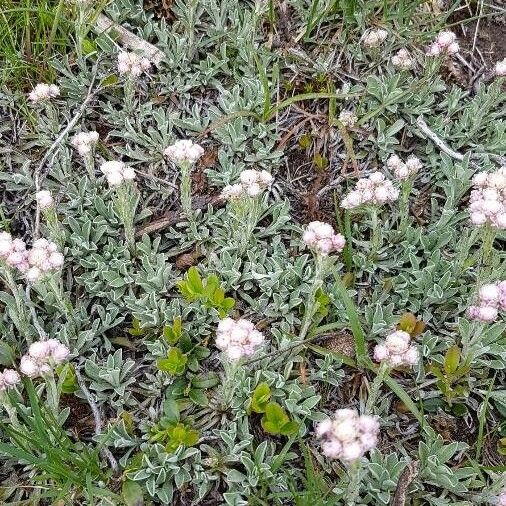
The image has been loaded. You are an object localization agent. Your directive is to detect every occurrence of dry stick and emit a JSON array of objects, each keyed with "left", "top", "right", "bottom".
[
  {"left": 33, "top": 76, "right": 98, "bottom": 239},
  {"left": 74, "top": 368, "right": 119, "bottom": 473},
  {"left": 94, "top": 14, "right": 164, "bottom": 65},
  {"left": 416, "top": 117, "right": 465, "bottom": 162}
]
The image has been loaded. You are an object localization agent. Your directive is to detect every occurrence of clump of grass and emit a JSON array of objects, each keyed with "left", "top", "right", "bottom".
[{"left": 0, "top": 0, "right": 71, "bottom": 90}]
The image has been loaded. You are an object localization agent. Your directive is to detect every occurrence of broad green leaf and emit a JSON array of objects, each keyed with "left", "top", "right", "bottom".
[
  {"left": 444, "top": 345, "right": 461, "bottom": 375},
  {"left": 157, "top": 348, "right": 187, "bottom": 376},
  {"left": 250, "top": 382, "right": 271, "bottom": 413},
  {"left": 122, "top": 480, "right": 144, "bottom": 506}
]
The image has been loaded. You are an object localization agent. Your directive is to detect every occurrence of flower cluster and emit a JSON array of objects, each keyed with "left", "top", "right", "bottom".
[
  {"left": 496, "top": 58, "right": 506, "bottom": 77},
  {"left": 373, "top": 330, "right": 418, "bottom": 367},
  {"left": 302, "top": 221, "right": 346, "bottom": 256},
  {"left": 362, "top": 28, "right": 388, "bottom": 48},
  {"left": 100, "top": 161, "right": 136, "bottom": 187},
  {"left": 341, "top": 172, "right": 399, "bottom": 209},
  {"left": 72, "top": 131, "right": 99, "bottom": 157},
  {"left": 497, "top": 490, "right": 506, "bottom": 506},
  {"left": 221, "top": 169, "right": 274, "bottom": 200},
  {"left": 316, "top": 409, "right": 379, "bottom": 462},
  {"left": 117, "top": 51, "right": 152, "bottom": 78},
  {"left": 391, "top": 49, "right": 414, "bottom": 70},
  {"left": 468, "top": 168, "right": 506, "bottom": 229},
  {"left": 0, "top": 369, "right": 20, "bottom": 392},
  {"left": 36, "top": 190, "right": 54, "bottom": 210},
  {"left": 20, "top": 339, "right": 70, "bottom": 378},
  {"left": 386, "top": 154, "right": 422, "bottom": 180},
  {"left": 338, "top": 110, "right": 358, "bottom": 128},
  {"left": 164, "top": 140, "right": 205, "bottom": 165},
  {"left": 28, "top": 83, "right": 60, "bottom": 103},
  {"left": 26, "top": 238, "right": 64, "bottom": 283},
  {"left": 468, "top": 282, "right": 506, "bottom": 323},
  {"left": 215, "top": 318, "right": 265, "bottom": 360},
  {"left": 0, "top": 233, "right": 29, "bottom": 272},
  {"left": 427, "top": 31, "right": 459, "bottom": 56}
]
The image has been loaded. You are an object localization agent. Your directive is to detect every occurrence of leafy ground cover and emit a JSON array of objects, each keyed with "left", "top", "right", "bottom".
[{"left": 0, "top": 0, "right": 505, "bottom": 504}]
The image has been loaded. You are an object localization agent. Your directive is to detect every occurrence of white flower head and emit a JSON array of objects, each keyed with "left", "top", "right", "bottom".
[
  {"left": 362, "top": 28, "right": 388, "bottom": 48},
  {"left": 164, "top": 140, "right": 204, "bottom": 165},
  {"left": 100, "top": 160, "right": 135, "bottom": 186},
  {"left": 495, "top": 58, "right": 506, "bottom": 77},
  {"left": 221, "top": 169, "right": 274, "bottom": 202},
  {"left": 316, "top": 409, "right": 379, "bottom": 463},
  {"left": 36, "top": 190, "right": 54, "bottom": 210},
  {"left": 341, "top": 172, "right": 399, "bottom": 209},
  {"left": 374, "top": 330, "right": 418, "bottom": 368},
  {"left": 72, "top": 131, "right": 99, "bottom": 157},
  {"left": 28, "top": 83, "right": 60, "bottom": 103},
  {"left": 339, "top": 111, "right": 358, "bottom": 128}
]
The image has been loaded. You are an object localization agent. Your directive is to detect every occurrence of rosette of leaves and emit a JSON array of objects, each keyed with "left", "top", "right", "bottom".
[
  {"left": 249, "top": 382, "right": 299, "bottom": 436},
  {"left": 177, "top": 267, "right": 235, "bottom": 318}
]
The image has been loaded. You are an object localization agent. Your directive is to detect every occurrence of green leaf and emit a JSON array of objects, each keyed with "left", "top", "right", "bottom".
[
  {"left": 0, "top": 342, "right": 15, "bottom": 366},
  {"left": 263, "top": 402, "right": 289, "bottom": 431},
  {"left": 187, "top": 267, "right": 203, "bottom": 294},
  {"left": 122, "top": 480, "right": 144, "bottom": 506},
  {"left": 163, "top": 317, "right": 182, "bottom": 345},
  {"left": 444, "top": 345, "right": 461, "bottom": 375},
  {"left": 182, "top": 428, "right": 199, "bottom": 446},
  {"left": 188, "top": 388, "right": 208, "bottom": 406},
  {"left": 162, "top": 396, "right": 180, "bottom": 423},
  {"left": 157, "top": 348, "right": 187, "bottom": 376},
  {"left": 250, "top": 382, "right": 272, "bottom": 413},
  {"left": 100, "top": 74, "right": 118, "bottom": 88},
  {"left": 279, "top": 421, "right": 299, "bottom": 436}
]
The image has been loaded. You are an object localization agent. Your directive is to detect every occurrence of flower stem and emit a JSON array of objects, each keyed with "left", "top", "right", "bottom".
[
  {"left": 369, "top": 207, "right": 381, "bottom": 258},
  {"left": 345, "top": 460, "right": 362, "bottom": 506},
  {"left": 115, "top": 183, "right": 137, "bottom": 255},
  {"left": 180, "top": 162, "right": 194, "bottom": 225},
  {"left": 365, "top": 361, "right": 389, "bottom": 414},
  {"left": 221, "top": 358, "right": 240, "bottom": 408},
  {"left": 2, "top": 268, "right": 31, "bottom": 340},
  {"left": 299, "top": 254, "right": 325, "bottom": 340},
  {"left": 398, "top": 180, "right": 413, "bottom": 235}
]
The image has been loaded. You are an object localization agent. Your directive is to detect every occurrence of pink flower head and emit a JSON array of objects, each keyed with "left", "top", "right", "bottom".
[
  {"left": 427, "top": 31, "right": 459, "bottom": 56},
  {"left": 215, "top": 317, "right": 265, "bottom": 360},
  {"left": 497, "top": 491, "right": 506, "bottom": 506},
  {"left": 469, "top": 280, "right": 506, "bottom": 322},
  {"left": 20, "top": 339, "right": 70, "bottom": 378},
  {"left": 25, "top": 238, "right": 63, "bottom": 282},
  {"left": 302, "top": 221, "right": 345, "bottom": 256},
  {"left": 468, "top": 168, "right": 506, "bottom": 229},
  {"left": 117, "top": 51, "right": 151, "bottom": 78},
  {"left": 392, "top": 49, "right": 414, "bottom": 70},
  {"left": 0, "top": 369, "right": 21, "bottom": 392},
  {"left": 316, "top": 409, "right": 379, "bottom": 463}
]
